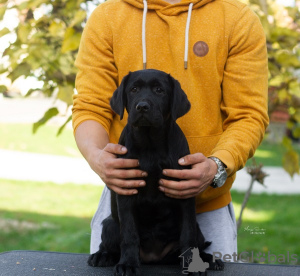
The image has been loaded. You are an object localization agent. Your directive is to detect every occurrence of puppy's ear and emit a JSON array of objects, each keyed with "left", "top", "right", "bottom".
[
  {"left": 110, "top": 72, "right": 131, "bottom": 120},
  {"left": 168, "top": 75, "right": 191, "bottom": 120}
]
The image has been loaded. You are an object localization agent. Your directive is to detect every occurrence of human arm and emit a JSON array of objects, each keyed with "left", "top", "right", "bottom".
[
  {"left": 72, "top": 6, "right": 147, "bottom": 195},
  {"left": 74, "top": 120, "right": 147, "bottom": 195},
  {"left": 210, "top": 6, "right": 269, "bottom": 176},
  {"left": 159, "top": 7, "right": 269, "bottom": 199}
]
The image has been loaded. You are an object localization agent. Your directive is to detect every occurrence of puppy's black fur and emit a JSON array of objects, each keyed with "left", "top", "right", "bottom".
[{"left": 88, "top": 69, "right": 224, "bottom": 275}]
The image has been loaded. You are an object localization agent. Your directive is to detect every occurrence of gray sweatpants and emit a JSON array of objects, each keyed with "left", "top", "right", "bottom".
[{"left": 90, "top": 186, "right": 237, "bottom": 257}]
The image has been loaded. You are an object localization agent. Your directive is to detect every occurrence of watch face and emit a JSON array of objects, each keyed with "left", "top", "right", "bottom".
[
  {"left": 215, "top": 170, "right": 227, "bottom": 187},
  {"left": 209, "top": 156, "right": 227, "bottom": 188}
]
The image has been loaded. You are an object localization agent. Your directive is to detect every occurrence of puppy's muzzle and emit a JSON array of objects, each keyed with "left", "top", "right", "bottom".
[{"left": 136, "top": 101, "right": 150, "bottom": 113}]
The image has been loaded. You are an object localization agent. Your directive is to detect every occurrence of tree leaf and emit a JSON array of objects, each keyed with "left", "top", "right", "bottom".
[
  {"left": 70, "top": 10, "right": 86, "bottom": 27},
  {"left": 57, "top": 84, "right": 74, "bottom": 106},
  {"left": 277, "top": 89, "right": 290, "bottom": 103},
  {"left": 59, "top": 53, "right": 74, "bottom": 75},
  {"left": 32, "top": 107, "right": 59, "bottom": 134},
  {"left": 17, "top": 24, "right": 32, "bottom": 43},
  {"left": 15, "top": 1, "right": 28, "bottom": 11},
  {"left": 24, "top": 87, "right": 42, "bottom": 97},
  {"left": 282, "top": 136, "right": 293, "bottom": 151},
  {"left": 295, "top": 111, "right": 300, "bottom": 123},
  {"left": 0, "top": 5, "right": 6, "bottom": 20},
  {"left": 275, "top": 51, "right": 300, "bottom": 68},
  {"left": 0, "top": 85, "right": 7, "bottom": 93},
  {"left": 7, "top": 62, "right": 31, "bottom": 82},
  {"left": 0, "top": 27, "right": 10, "bottom": 37},
  {"left": 292, "top": 127, "right": 300, "bottom": 139},
  {"left": 268, "top": 74, "right": 289, "bottom": 87},
  {"left": 48, "top": 20, "right": 66, "bottom": 38},
  {"left": 61, "top": 27, "right": 81, "bottom": 53},
  {"left": 289, "top": 81, "right": 300, "bottom": 97},
  {"left": 282, "top": 150, "right": 300, "bottom": 178},
  {"left": 57, "top": 115, "right": 72, "bottom": 136},
  {"left": 28, "top": 0, "right": 48, "bottom": 9}
]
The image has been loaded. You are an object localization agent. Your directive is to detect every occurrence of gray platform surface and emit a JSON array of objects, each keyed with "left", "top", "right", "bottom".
[{"left": 1, "top": 251, "right": 300, "bottom": 276}]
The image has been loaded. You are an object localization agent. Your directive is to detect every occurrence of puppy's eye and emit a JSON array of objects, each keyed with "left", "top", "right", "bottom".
[
  {"left": 131, "top": 87, "right": 138, "bottom": 93},
  {"left": 155, "top": 87, "right": 164, "bottom": 94}
]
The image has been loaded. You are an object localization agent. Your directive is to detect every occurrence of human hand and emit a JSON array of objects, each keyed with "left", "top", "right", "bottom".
[
  {"left": 89, "top": 143, "right": 147, "bottom": 195},
  {"left": 158, "top": 153, "right": 217, "bottom": 199}
]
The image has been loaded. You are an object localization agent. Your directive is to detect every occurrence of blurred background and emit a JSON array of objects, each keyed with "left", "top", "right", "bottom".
[{"left": 0, "top": 0, "right": 300, "bottom": 264}]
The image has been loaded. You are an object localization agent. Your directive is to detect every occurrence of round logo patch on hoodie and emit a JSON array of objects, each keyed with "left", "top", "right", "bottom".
[{"left": 193, "top": 41, "right": 209, "bottom": 57}]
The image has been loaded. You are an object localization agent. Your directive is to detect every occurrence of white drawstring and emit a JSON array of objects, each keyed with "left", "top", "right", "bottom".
[
  {"left": 142, "top": 1, "right": 193, "bottom": 70},
  {"left": 184, "top": 3, "right": 193, "bottom": 69},
  {"left": 142, "top": 0, "right": 148, "bottom": 69}
]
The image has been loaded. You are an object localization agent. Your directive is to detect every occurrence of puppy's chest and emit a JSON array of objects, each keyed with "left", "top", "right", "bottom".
[{"left": 139, "top": 151, "right": 171, "bottom": 173}]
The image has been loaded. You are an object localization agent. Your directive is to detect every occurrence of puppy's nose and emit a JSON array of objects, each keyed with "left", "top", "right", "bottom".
[{"left": 136, "top": 102, "right": 150, "bottom": 113}]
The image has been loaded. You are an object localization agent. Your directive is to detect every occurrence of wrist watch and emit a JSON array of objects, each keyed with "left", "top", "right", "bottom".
[{"left": 209, "top": 157, "right": 227, "bottom": 188}]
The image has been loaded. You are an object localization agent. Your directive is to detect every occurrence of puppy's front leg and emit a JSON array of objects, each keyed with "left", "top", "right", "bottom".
[
  {"left": 179, "top": 199, "right": 224, "bottom": 274},
  {"left": 179, "top": 198, "right": 198, "bottom": 253},
  {"left": 179, "top": 199, "right": 210, "bottom": 276},
  {"left": 114, "top": 195, "right": 140, "bottom": 276}
]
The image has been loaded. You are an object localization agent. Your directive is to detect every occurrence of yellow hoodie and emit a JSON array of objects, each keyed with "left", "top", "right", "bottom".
[{"left": 73, "top": 0, "right": 269, "bottom": 213}]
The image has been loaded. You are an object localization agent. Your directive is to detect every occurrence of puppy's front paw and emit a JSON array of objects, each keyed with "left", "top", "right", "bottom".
[
  {"left": 114, "top": 263, "right": 140, "bottom": 276},
  {"left": 88, "top": 250, "right": 118, "bottom": 267}
]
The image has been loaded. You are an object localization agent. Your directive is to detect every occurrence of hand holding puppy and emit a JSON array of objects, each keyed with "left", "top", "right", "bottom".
[{"left": 159, "top": 153, "right": 218, "bottom": 199}]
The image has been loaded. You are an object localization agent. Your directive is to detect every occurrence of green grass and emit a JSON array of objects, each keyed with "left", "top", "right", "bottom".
[
  {"left": 1, "top": 123, "right": 300, "bottom": 167},
  {"left": 232, "top": 190, "right": 300, "bottom": 265},
  {"left": 0, "top": 179, "right": 299, "bottom": 265},
  {"left": 0, "top": 123, "right": 81, "bottom": 157},
  {"left": 0, "top": 179, "right": 103, "bottom": 253},
  {"left": 249, "top": 140, "right": 300, "bottom": 167}
]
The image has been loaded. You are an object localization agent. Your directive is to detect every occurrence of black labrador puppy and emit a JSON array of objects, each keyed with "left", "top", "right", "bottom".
[{"left": 88, "top": 69, "right": 224, "bottom": 275}]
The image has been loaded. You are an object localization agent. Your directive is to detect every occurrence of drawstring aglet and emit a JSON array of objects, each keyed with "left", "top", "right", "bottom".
[{"left": 142, "top": 0, "right": 148, "bottom": 70}]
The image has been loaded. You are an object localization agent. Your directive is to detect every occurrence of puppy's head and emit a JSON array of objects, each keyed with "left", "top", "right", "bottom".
[{"left": 110, "top": 69, "right": 190, "bottom": 127}]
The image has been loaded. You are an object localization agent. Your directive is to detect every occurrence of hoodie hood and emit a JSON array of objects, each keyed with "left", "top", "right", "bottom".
[
  {"left": 123, "top": 0, "right": 214, "bottom": 69},
  {"left": 123, "top": 0, "right": 214, "bottom": 15}
]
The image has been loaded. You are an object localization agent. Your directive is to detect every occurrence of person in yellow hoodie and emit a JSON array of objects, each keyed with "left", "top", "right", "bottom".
[{"left": 73, "top": 0, "right": 269, "bottom": 259}]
